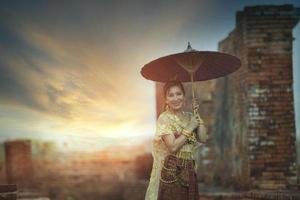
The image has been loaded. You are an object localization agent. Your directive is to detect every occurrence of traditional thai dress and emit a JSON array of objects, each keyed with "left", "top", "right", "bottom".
[{"left": 145, "top": 110, "right": 203, "bottom": 200}]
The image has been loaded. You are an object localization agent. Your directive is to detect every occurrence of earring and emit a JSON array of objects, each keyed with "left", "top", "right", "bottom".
[{"left": 165, "top": 104, "right": 169, "bottom": 110}]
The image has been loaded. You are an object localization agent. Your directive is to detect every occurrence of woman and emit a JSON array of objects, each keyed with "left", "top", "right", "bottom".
[{"left": 145, "top": 81, "right": 206, "bottom": 200}]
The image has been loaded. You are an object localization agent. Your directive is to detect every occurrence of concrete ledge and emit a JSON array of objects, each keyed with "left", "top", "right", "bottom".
[{"left": 199, "top": 190, "right": 300, "bottom": 200}]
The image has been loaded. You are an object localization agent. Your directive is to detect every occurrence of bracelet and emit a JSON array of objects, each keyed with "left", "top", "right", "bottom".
[
  {"left": 182, "top": 132, "right": 191, "bottom": 142},
  {"left": 181, "top": 129, "right": 197, "bottom": 144},
  {"left": 188, "top": 134, "right": 197, "bottom": 143},
  {"left": 181, "top": 129, "right": 192, "bottom": 137}
]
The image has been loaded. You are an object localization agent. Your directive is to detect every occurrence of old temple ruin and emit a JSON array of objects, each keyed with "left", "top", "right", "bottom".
[{"left": 216, "top": 4, "right": 299, "bottom": 191}]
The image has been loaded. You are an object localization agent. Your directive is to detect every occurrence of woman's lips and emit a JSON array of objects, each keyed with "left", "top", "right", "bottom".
[{"left": 171, "top": 102, "right": 181, "bottom": 106}]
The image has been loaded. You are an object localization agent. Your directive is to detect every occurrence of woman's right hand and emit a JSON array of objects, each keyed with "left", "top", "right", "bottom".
[{"left": 185, "top": 115, "right": 198, "bottom": 133}]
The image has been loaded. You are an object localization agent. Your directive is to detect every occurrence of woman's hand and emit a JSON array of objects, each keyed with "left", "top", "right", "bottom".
[{"left": 184, "top": 115, "right": 198, "bottom": 133}]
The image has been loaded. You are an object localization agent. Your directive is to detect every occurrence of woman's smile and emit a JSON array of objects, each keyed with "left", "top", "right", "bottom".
[{"left": 171, "top": 102, "right": 182, "bottom": 106}]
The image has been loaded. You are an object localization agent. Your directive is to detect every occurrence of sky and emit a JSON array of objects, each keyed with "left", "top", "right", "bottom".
[{"left": 0, "top": 0, "right": 299, "bottom": 151}]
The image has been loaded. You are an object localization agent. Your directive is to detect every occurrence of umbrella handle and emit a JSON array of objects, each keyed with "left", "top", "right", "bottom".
[
  {"left": 192, "top": 98, "right": 208, "bottom": 143},
  {"left": 189, "top": 72, "right": 208, "bottom": 143},
  {"left": 190, "top": 72, "right": 195, "bottom": 100},
  {"left": 189, "top": 72, "right": 205, "bottom": 125},
  {"left": 190, "top": 72, "right": 198, "bottom": 118},
  {"left": 192, "top": 100, "right": 199, "bottom": 115}
]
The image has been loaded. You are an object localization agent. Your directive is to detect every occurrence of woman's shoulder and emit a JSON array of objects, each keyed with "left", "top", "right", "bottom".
[{"left": 157, "top": 111, "right": 170, "bottom": 121}]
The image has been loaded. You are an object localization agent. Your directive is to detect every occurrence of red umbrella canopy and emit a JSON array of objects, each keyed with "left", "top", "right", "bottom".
[{"left": 141, "top": 50, "right": 241, "bottom": 82}]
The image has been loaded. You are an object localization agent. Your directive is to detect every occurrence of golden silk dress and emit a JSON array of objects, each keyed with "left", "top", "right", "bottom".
[{"left": 145, "top": 110, "right": 202, "bottom": 200}]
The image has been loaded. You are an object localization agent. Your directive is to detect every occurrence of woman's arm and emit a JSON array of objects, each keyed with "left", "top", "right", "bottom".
[
  {"left": 162, "top": 114, "right": 199, "bottom": 153},
  {"left": 159, "top": 112, "right": 199, "bottom": 153},
  {"left": 162, "top": 134, "right": 187, "bottom": 153}
]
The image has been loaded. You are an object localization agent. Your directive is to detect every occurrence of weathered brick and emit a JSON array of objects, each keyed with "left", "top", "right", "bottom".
[{"left": 215, "top": 4, "right": 299, "bottom": 191}]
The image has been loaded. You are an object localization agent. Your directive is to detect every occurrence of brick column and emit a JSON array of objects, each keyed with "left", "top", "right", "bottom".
[
  {"left": 5, "top": 140, "right": 33, "bottom": 188},
  {"left": 217, "top": 5, "right": 300, "bottom": 190}
]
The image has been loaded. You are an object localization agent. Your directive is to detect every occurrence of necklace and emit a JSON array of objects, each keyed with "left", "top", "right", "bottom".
[
  {"left": 167, "top": 109, "right": 184, "bottom": 117},
  {"left": 166, "top": 110, "right": 187, "bottom": 128}
]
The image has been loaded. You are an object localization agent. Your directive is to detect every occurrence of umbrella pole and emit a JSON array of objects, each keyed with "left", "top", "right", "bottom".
[
  {"left": 190, "top": 72, "right": 197, "bottom": 116},
  {"left": 188, "top": 72, "right": 208, "bottom": 143},
  {"left": 190, "top": 72, "right": 195, "bottom": 99}
]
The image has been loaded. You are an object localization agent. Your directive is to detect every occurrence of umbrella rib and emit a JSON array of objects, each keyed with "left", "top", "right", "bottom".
[{"left": 198, "top": 55, "right": 210, "bottom": 80}]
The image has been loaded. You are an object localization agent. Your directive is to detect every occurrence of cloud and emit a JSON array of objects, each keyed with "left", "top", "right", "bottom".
[
  {"left": 0, "top": 0, "right": 215, "bottom": 147},
  {"left": 0, "top": 19, "right": 155, "bottom": 142}
]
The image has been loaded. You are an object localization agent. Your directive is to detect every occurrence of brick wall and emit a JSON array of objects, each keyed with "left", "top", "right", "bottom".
[{"left": 216, "top": 4, "right": 300, "bottom": 190}]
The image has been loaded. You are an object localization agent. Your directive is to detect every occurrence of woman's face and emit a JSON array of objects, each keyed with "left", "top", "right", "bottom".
[{"left": 166, "top": 85, "right": 185, "bottom": 111}]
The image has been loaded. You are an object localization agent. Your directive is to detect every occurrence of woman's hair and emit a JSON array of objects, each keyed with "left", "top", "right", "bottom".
[{"left": 163, "top": 81, "right": 185, "bottom": 98}]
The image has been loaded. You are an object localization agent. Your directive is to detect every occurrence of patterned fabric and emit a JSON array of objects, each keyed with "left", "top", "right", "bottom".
[
  {"left": 157, "top": 155, "right": 198, "bottom": 200},
  {"left": 145, "top": 111, "right": 202, "bottom": 200}
]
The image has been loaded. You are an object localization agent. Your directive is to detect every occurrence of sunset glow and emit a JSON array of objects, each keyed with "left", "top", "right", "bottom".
[{"left": 1, "top": 0, "right": 299, "bottom": 151}]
